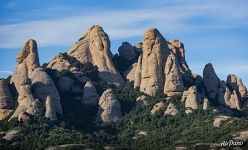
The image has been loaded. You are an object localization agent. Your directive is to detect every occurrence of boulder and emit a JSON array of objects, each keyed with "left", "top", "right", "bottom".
[
  {"left": 203, "top": 98, "right": 209, "bottom": 110},
  {"left": 184, "top": 86, "right": 200, "bottom": 110},
  {"left": 150, "top": 102, "right": 165, "bottom": 115},
  {"left": 135, "top": 95, "right": 148, "bottom": 108},
  {"left": 164, "top": 103, "right": 178, "bottom": 116},
  {"left": 67, "top": 25, "right": 124, "bottom": 86},
  {"left": 139, "top": 28, "right": 170, "bottom": 95},
  {"left": 45, "top": 96, "right": 58, "bottom": 121},
  {"left": 118, "top": 42, "right": 137, "bottom": 60},
  {"left": 2, "top": 129, "right": 21, "bottom": 141},
  {"left": 47, "top": 53, "right": 73, "bottom": 72},
  {"left": 0, "top": 79, "right": 14, "bottom": 109},
  {"left": 82, "top": 81, "right": 99, "bottom": 105},
  {"left": 213, "top": 115, "right": 231, "bottom": 127},
  {"left": 164, "top": 53, "right": 184, "bottom": 96},
  {"left": 25, "top": 99, "right": 42, "bottom": 116},
  {"left": 97, "top": 89, "right": 122, "bottom": 123},
  {"left": 203, "top": 63, "right": 220, "bottom": 99}
]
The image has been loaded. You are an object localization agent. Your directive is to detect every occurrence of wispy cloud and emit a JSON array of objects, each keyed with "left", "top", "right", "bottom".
[
  {"left": 0, "top": 1, "right": 247, "bottom": 48},
  {"left": 0, "top": 71, "right": 13, "bottom": 74}
]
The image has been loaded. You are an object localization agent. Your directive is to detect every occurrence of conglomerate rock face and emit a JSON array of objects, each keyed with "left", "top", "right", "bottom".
[
  {"left": 67, "top": 25, "right": 124, "bottom": 86},
  {"left": 9, "top": 39, "right": 62, "bottom": 120},
  {"left": 97, "top": 89, "right": 122, "bottom": 123}
]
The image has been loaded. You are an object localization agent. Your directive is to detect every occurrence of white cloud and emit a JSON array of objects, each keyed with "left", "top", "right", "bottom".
[
  {"left": 0, "top": 1, "right": 247, "bottom": 48},
  {"left": 0, "top": 71, "right": 13, "bottom": 74}
]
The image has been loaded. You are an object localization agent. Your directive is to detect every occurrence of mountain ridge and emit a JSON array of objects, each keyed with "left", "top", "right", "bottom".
[{"left": 0, "top": 25, "right": 247, "bottom": 149}]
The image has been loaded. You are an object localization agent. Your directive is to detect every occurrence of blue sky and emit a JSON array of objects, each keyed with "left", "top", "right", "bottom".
[{"left": 0, "top": 0, "right": 248, "bottom": 86}]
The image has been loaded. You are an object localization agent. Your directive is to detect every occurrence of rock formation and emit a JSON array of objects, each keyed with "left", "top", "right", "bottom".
[
  {"left": 150, "top": 102, "right": 165, "bottom": 115},
  {"left": 45, "top": 96, "right": 58, "bottom": 121},
  {"left": 82, "top": 81, "right": 99, "bottom": 105},
  {"left": 203, "top": 63, "right": 220, "bottom": 99},
  {"left": 203, "top": 98, "right": 209, "bottom": 110},
  {"left": 167, "top": 39, "right": 190, "bottom": 74},
  {"left": 97, "top": 89, "right": 122, "bottom": 123},
  {"left": 184, "top": 86, "right": 200, "bottom": 110},
  {"left": 47, "top": 53, "right": 74, "bottom": 72},
  {"left": 164, "top": 53, "right": 184, "bottom": 96},
  {"left": 31, "top": 67, "right": 62, "bottom": 114},
  {"left": 238, "top": 79, "right": 247, "bottom": 100},
  {"left": 10, "top": 76, "right": 36, "bottom": 119},
  {"left": 118, "top": 42, "right": 137, "bottom": 60},
  {"left": 136, "top": 95, "right": 148, "bottom": 108},
  {"left": 0, "top": 79, "right": 14, "bottom": 109},
  {"left": 164, "top": 103, "right": 178, "bottom": 116},
  {"left": 67, "top": 25, "right": 124, "bottom": 86},
  {"left": 10, "top": 39, "right": 62, "bottom": 120},
  {"left": 139, "top": 28, "right": 170, "bottom": 95},
  {"left": 226, "top": 74, "right": 238, "bottom": 91},
  {"left": 213, "top": 115, "right": 231, "bottom": 128}
]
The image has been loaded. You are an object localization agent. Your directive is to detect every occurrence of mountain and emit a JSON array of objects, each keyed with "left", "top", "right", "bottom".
[{"left": 0, "top": 25, "right": 248, "bottom": 149}]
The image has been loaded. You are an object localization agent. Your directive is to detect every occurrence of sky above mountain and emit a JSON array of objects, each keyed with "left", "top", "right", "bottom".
[{"left": 0, "top": 0, "right": 247, "bottom": 85}]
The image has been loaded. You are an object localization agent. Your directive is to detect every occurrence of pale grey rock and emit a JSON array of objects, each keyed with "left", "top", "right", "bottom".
[
  {"left": 185, "top": 86, "right": 200, "bottom": 110},
  {"left": 10, "top": 76, "right": 36, "bottom": 119},
  {"left": 45, "top": 96, "right": 58, "bottom": 121},
  {"left": 164, "top": 103, "right": 178, "bottom": 116},
  {"left": 31, "top": 67, "right": 62, "bottom": 115},
  {"left": 47, "top": 53, "right": 72, "bottom": 72},
  {"left": 238, "top": 79, "right": 247, "bottom": 100},
  {"left": 203, "top": 98, "right": 209, "bottom": 110},
  {"left": 25, "top": 99, "right": 42, "bottom": 116},
  {"left": 139, "top": 28, "right": 170, "bottom": 95},
  {"left": 150, "top": 102, "right": 165, "bottom": 115},
  {"left": 97, "top": 89, "right": 122, "bottom": 123},
  {"left": 213, "top": 115, "right": 231, "bottom": 127},
  {"left": 82, "top": 81, "right": 99, "bottom": 105},
  {"left": 2, "top": 129, "right": 21, "bottom": 141},
  {"left": 164, "top": 53, "right": 184, "bottom": 97},
  {"left": 67, "top": 25, "right": 124, "bottom": 86}
]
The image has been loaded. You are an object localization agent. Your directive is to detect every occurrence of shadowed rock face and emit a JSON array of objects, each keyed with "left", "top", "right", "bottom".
[
  {"left": 203, "top": 63, "right": 220, "bottom": 100},
  {"left": 118, "top": 42, "right": 137, "bottom": 60},
  {"left": 0, "top": 79, "right": 14, "bottom": 109},
  {"left": 82, "top": 81, "right": 99, "bottom": 105},
  {"left": 226, "top": 74, "right": 238, "bottom": 91},
  {"left": 67, "top": 25, "right": 124, "bottom": 86}
]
